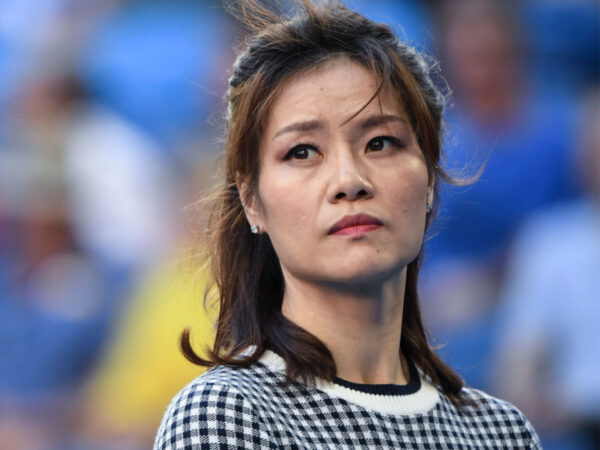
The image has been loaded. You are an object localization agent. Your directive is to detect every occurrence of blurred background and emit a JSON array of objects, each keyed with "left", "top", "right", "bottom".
[{"left": 0, "top": 0, "right": 597, "bottom": 448}]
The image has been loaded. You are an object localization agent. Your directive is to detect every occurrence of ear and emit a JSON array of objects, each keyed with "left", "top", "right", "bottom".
[
  {"left": 236, "top": 173, "right": 262, "bottom": 230},
  {"left": 426, "top": 175, "right": 435, "bottom": 207}
]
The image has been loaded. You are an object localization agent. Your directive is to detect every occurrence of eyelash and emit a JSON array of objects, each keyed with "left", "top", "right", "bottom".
[
  {"left": 366, "top": 136, "right": 404, "bottom": 152},
  {"left": 284, "top": 143, "right": 320, "bottom": 160},
  {"left": 283, "top": 136, "right": 404, "bottom": 160}
]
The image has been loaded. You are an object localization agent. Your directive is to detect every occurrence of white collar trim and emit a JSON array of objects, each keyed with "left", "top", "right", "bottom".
[{"left": 258, "top": 349, "right": 440, "bottom": 416}]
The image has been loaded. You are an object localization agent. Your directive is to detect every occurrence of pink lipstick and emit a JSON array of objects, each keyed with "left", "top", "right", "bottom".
[{"left": 329, "top": 214, "right": 383, "bottom": 237}]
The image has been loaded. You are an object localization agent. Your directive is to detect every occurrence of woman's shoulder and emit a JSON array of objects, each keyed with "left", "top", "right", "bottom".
[
  {"left": 175, "top": 355, "right": 280, "bottom": 394},
  {"left": 163, "top": 364, "right": 254, "bottom": 406},
  {"left": 446, "top": 386, "right": 541, "bottom": 447},
  {"left": 458, "top": 386, "right": 528, "bottom": 417},
  {"left": 153, "top": 363, "right": 277, "bottom": 449},
  {"left": 158, "top": 360, "right": 280, "bottom": 413}
]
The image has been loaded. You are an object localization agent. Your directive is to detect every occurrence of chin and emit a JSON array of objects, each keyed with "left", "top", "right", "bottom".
[{"left": 321, "top": 254, "right": 411, "bottom": 286}]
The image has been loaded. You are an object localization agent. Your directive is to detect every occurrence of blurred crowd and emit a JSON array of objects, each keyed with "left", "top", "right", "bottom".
[{"left": 0, "top": 0, "right": 598, "bottom": 449}]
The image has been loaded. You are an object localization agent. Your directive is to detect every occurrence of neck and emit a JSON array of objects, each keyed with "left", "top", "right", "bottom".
[{"left": 281, "top": 268, "right": 408, "bottom": 386}]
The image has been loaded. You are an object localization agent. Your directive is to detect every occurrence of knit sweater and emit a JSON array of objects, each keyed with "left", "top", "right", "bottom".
[{"left": 154, "top": 350, "right": 541, "bottom": 449}]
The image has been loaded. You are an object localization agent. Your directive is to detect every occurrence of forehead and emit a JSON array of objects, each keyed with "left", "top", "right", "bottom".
[{"left": 263, "top": 58, "right": 406, "bottom": 136}]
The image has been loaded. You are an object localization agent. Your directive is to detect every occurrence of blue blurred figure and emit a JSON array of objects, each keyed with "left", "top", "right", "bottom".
[
  {"left": 421, "top": 0, "right": 583, "bottom": 391},
  {"left": 492, "top": 86, "right": 600, "bottom": 450}
]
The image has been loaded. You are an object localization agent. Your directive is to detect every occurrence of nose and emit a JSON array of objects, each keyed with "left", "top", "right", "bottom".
[{"left": 326, "top": 150, "right": 374, "bottom": 203}]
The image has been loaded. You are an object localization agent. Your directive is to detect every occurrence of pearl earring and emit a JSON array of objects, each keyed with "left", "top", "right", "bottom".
[
  {"left": 250, "top": 224, "right": 258, "bottom": 234},
  {"left": 426, "top": 204, "right": 432, "bottom": 213}
]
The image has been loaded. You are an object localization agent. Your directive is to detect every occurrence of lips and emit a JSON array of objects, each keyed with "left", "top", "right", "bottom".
[{"left": 328, "top": 213, "right": 383, "bottom": 235}]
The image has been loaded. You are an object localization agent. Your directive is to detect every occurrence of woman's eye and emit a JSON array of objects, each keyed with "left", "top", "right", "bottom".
[
  {"left": 286, "top": 145, "right": 319, "bottom": 160},
  {"left": 366, "top": 136, "right": 400, "bottom": 152}
]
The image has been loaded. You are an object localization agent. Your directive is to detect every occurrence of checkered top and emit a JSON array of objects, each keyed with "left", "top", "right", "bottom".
[{"left": 155, "top": 350, "right": 541, "bottom": 449}]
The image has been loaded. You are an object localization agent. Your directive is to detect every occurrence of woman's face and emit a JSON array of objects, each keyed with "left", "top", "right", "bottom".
[{"left": 246, "top": 58, "right": 431, "bottom": 286}]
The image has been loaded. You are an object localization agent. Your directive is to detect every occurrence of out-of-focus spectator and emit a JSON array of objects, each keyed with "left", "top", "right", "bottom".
[
  {"left": 1, "top": 72, "right": 178, "bottom": 270},
  {"left": 64, "top": 101, "right": 178, "bottom": 271},
  {"left": 0, "top": 0, "right": 115, "bottom": 116},
  {"left": 1, "top": 1, "right": 232, "bottom": 447},
  {"left": 0, "top": 71, "right": 178, "bottom": 449},
  {"left": 430, "top": 0, "right": 579, "bottom": 261},
  {"left": 491, "top": 87, "right": 600, "bottom": 450},
  {"left": 421, "top": 0, "right": 583, "bottom": 389},
  {"left": 76, "top": 262, "right": 216, "bottom": 449},
  {"left": 73, "top": 155, "right": 221, "bottom": 449}
]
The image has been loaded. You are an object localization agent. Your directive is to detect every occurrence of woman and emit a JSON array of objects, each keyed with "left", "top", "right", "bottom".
[{"left": 155, "top": 1, "right": 541, "bottom": 448}]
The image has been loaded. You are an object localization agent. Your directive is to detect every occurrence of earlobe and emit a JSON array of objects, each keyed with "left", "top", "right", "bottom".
[
  {"left": 426, "top": 179, "right": 435, "bottom": 213},
  {"left": 426, "top": 186, "right": 434, "bottom": 206}
]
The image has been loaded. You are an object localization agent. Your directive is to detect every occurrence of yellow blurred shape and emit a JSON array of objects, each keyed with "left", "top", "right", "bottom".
[{"left": 85, "top": 261, "right": 217, "bottom": 432}]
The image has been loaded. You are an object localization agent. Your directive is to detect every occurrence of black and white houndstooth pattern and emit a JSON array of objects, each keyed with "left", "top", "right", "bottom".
[{"left": 155, "top": 354, "right": 541, "bottom": 449}]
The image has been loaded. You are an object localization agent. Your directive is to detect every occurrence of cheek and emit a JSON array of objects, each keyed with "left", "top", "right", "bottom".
[
  {"left": 257, "top": 177, "right": 318, "bottom": 273},
  {"left": 384, "top": 161, "right": 429, "bottom": 210},
  {"left": 257, "top": 172, "right": 313, "bottom": 233}
]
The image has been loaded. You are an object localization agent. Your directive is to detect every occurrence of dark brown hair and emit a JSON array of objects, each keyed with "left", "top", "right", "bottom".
[{"left": 182, "top": 0, "right": 469, "bottom": 405}]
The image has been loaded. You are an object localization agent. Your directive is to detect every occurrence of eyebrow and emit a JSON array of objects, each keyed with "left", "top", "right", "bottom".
[
  {"left": 358, "top": 114, "right": 407, "bottom": 130},
  {"left": 272, "top": 114, "right": 407, "bottom": 140},
  {"left": 273, "top": 120, "right": 323, "bottom": 139}
]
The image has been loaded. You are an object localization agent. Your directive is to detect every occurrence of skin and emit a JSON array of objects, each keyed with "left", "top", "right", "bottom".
[{"left": 242, "top": 58, "right": 433, "bottom": 385}]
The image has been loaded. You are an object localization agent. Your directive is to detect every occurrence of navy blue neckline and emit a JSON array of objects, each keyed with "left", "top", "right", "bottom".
[{"left": 333, "top": 358, "right": 421, "bottom": 396}]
